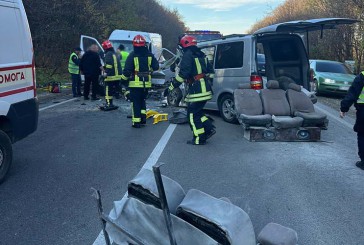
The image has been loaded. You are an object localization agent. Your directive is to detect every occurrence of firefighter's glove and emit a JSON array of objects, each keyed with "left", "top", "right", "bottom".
[
  {"left": 123, "top": 90, "right": 130, "bottom": 101},
  {"left": 169, "top": 83, "right": 175, "bottom": 91}
]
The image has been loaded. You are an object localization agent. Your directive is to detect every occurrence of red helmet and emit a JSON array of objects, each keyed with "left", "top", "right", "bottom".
[
  {"left": 133, "top": 35, "right": 146, "bottom": 47},
  {"left": 179, "top": 35, "right": 197, "bottom": 48},
  {"left": 102, "top": 40, "right": 113, "bottom": 50}
]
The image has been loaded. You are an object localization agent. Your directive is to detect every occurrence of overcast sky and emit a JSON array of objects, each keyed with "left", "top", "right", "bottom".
[{"left": 159, "top": 0, "right": 286, "bottom": 34}]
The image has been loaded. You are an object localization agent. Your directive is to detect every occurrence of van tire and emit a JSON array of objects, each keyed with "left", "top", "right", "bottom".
[
  {"left": 0, "top": 130, "right": 12, "bottom": 184},
  {"left": 167, "top": 88, "right": 183, "bottom": 107},
  {"left": 219, "top": 94, "right": 238, "bottom": 124}
]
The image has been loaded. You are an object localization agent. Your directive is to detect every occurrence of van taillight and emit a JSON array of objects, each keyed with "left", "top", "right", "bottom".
[{"left": 250, "top": 75, "right": 263, "bottom": 90}]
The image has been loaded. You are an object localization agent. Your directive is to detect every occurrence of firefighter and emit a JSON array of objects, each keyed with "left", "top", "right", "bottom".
[
  {"left": 168, "top": 35, "right": 215, "bottom": 145},
  {"left": 121, "top": 35, "right": 159, "bottom": 128},
  {"left": 100, "top": 40, "right": 122, "bottom": 111},
  {"left": 68, "top": 47, "right": 82, "bottom": 97},
  {"left": 340, "top": 71, "right": 364, "bottom": 170}
]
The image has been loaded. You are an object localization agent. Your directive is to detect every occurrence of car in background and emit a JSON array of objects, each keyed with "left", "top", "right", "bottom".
[
  {"left": 310, "top": 60, "right": 356, "bottom": 95},
  {"left": 257, "top": 54, "right": 265, "bottom": 75}
]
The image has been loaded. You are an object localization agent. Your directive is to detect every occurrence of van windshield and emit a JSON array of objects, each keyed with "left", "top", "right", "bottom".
[{"left": 110, "top": 40, "right": 134, "bottom": 53}]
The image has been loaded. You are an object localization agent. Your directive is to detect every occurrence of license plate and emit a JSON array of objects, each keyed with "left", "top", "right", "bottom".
[{"left": 339, "top": 86, "right": 349, "bottom": 91}]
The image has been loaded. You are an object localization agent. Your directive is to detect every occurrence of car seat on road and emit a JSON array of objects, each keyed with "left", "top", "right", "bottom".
[
  {"left": 128, "top": 168, "right": 186, "bottom": 214},
  {"left": 176, "top": 189, "right": 256, "bottom": 245},
  {"left": 234, "top": 83, "right": 272, "bottom": 128},
  {"left": 286, "top": 83, "right": 327, "bottom": 127},
  {"left": 260, "top": 80, "right": 303, "bottom": 129}
]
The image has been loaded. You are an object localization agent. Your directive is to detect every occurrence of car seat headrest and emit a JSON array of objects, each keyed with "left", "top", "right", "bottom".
[
  {"left": 288, "top": 83, "right": 301, "bottom": 92},
  {"left": 266, "top": 80, "right": 280, "bottom": 89},
  {"left": 238, "top": 83, "right": 251, "bottom": 89}
]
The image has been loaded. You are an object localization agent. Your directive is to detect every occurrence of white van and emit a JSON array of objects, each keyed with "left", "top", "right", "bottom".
[
  {"left": 0, "top": 0, "right": 38, "bottom": 183},
  {"left": 80, "top": 30, "right": 164, "bottom": 62},
  {"left": 80, "top": 30, "right": 165, "bottom": 86}
]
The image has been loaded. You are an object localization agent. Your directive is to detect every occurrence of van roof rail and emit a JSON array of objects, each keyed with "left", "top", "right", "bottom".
[{"left": 221, "top": 34, "right": 247, "bottom": 39}]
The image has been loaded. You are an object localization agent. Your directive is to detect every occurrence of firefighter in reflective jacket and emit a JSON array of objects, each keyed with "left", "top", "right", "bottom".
[
  {"left": 121, "top": 35, "right": 159, "bottom": 128},
  {"left": 169, "top": 35, "right": 215, "bottom": 145},
  {"left": 340, "top": 71, "right": 364, "bottom": 170},
  {"left": 101, "top": 40, "right": 122, "bottom": 111}
]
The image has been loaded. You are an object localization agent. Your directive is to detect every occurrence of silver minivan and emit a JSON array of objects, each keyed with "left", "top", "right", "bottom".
[{"left": 169, "top": 18, "right": 356, "bottom": 123}]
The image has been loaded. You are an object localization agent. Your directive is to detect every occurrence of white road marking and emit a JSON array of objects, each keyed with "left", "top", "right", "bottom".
[
  {"left": 92, "top": 123, "right": 177, "bottom": 245},
  {"left": 314, "top": 104, "right": 354, "bottom": 129},
  {"left": 39, "top": 98, "right": 77, "bottom": 111}
]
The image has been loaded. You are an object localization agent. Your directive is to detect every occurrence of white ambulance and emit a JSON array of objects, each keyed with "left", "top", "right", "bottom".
[{"left": 0, "top": 0, "right": 38, "bottom": 183}]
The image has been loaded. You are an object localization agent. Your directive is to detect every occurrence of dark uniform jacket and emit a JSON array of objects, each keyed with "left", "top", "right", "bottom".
[
  {"left": 341, "top": 72, "right": 364, "bottom": 132},
  {"left": 104, "top": 50, "right": 122, "bottom": 81},
  {"left": 79, "top": 51, "right": 102, "bottom": 77},
  {"left": 121, "top": 48, "right": 159, "bottom": 88},
  {"left": 175, "top": 47, "right": 214, "bottom": 103}
]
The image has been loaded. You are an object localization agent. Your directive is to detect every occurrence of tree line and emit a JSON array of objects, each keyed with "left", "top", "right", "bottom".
[
  {"left": 249, "top": 0, "right": 364, "bottom": 72},
  {"left": 23, "top": 0, "right": 186, "bottom": 81}
]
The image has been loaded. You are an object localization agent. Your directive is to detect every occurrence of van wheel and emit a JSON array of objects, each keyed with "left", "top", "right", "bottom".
[
  {"left": 167, "top": 88, "right": 183, "bottom": 107},
  {"left": 219, "top": 94, "right": 238, "bottom": 124},
  {"left": 0, "top": 130, "right": 12, "bottom": 184}
]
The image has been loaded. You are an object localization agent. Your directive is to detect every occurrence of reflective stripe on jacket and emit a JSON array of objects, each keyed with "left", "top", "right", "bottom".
[
  {"left": 121, "top": 50, "right": 159, "bottom": 89},
  {"left": 68, "top": 52, "right": 79, "bottom": 74},
  {"left": 176, "top": 48, "right": 214, "bottom": 103},
  {"left": 105, "top": 50, "right": 122, "bottom": 82},
  {"left": 128, "top": 56, "right": 152, "bottom": 88}
]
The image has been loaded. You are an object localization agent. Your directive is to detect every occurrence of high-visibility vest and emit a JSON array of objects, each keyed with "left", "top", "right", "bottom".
[
  {"left": 358, "top": 90, "right": 364, "bottom": 104},
  {"left": 105, "top": 54, "right": 122, "bottom": 82},
  {"left": 68, "top": 52, "right": 79, "bottom": 74},
  {"left": 128, "top": 56, "right": 153, "bottom": 88},
  {"left": 120, "top": 51, "right": 129, "bottom": 69},
  {"left": 358, "top": 72, "right": 364, "bottom": 104}
]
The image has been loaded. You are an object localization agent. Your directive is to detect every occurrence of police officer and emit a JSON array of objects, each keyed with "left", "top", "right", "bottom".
[
  {"left": 68, "top": 47, "right": 82, "bottom": 97},
  {"left": 117, "top": 44, "right": 129, "bottom": 69},
  {"left": 340, "top": 71, "right": 364, "bottom": 170},
  {"left": 169, "top": 35, "right": 215, "bottom": 145},
  {"left": 101, "top": 40, "right": 122, "bottom": 111},
  {"left": 117, "top": 44, "right": 130, "bottom": 100},
  {"left": 121, "top": 35, "right": 159, "bottom": 128}
]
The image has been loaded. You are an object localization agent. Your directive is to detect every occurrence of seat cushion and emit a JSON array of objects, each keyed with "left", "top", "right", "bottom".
[
  {"left": 286, "top": 89, "right": 315, "bottom": 115},
  {"left": 257, "top": 223, "right": 298, "bottom": 245},
  {"left": 128, "top": 169, "right": 185, "bottom": 214},
  {"left": 261, "top": 89, "right": 292, "bottom": 116},
  {"left": 294, "top": 111, "right": 327, "bottom": 127},
  {"left": 272, "top": 116, "right": 303, "bottom": 129},
  {"left": 176, "top": 189, "right": 256, "bottom": 245},
  {"left": 234, "top": 89, "right": 263, "bottom": 116},
  {"left": 240, "top": 114, "right": 272, "bottom": 127}
]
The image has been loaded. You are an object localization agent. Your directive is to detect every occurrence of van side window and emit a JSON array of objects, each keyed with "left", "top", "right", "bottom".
[
  {"left": 201, "top": 46, "right": 216, "bottom": 67},
  {"left": 215, "top": 42, "right": 244, "bottom": 69}
]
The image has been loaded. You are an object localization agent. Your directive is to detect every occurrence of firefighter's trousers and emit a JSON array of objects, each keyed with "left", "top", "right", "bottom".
[
  {"left": 130, "top": 88, "right": 148, "bottom": 125},
  {"left": 105, "top": 81, "right": 119, "bottom": 106},
  {"left": 187, "top": 101, "right": 214, "bottom": 144}
]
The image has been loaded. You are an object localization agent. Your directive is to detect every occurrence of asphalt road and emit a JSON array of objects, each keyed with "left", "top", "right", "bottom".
[{"left": 0, "top": 93, "right": 363, "bottom": 245}]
